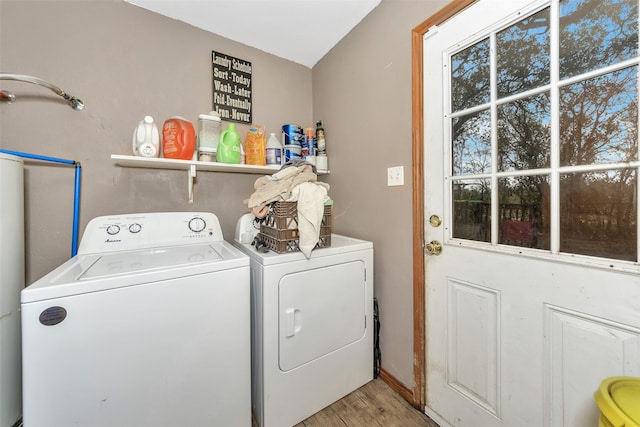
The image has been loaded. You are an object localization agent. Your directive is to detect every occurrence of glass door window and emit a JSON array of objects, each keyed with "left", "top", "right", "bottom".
[{"left": 448, "top": 0, "right": 639, "bottom": 262}]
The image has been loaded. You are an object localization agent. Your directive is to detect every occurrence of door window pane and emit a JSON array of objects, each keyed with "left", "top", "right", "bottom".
[
  {"left": 498, "top": 176, "right": 550, "bottom": 250},
  {"left": 560, "top": 169, "right": 637, "bottom": 261},
  {"left": 452, "top": 109, "right": 491, "bottom": 175},
  {"left": 560, "top": 0, "right": 638, "bottom": 80},
  {"left": 497, "top": 7, "right": 550, "bottom": 98},
  {"left": 451, "top": 38, "right": 490, "bottom": 112},
  {"left": 498, "top": 92, "right": 551, "bottom": 172},
  {"left": 559, "top": 66, "right": 638, "bottom": 166},
  {"left": 453, "top": 179, "right": 491, "bottom": 243},
  {"left": 446, "top": 1, "right": 639, "bottom": 262}
]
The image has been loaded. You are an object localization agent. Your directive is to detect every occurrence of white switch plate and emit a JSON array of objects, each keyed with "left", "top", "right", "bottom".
[{"left": 387, "top": 166, "right": 404, "bottom": 186}]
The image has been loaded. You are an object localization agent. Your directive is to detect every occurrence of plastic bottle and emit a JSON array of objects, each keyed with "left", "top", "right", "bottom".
[
  {"left": 245, "top": 125, "right": 266, "bottom": 165},
  {"left": 266, "top": 133, "right": 282, "bottom": 165},
  {"left": 162, "top": 117, "right": 195, "bottom": 160},
  {"left": 132, "top": 116, "right": 160, "bottom": 158},
  {"left": 197, "top": 112, "right": 221, "bottom": 162},
  {"left": 217, "top": 123, "right": 241, "bottom": 164},
  {"left": 304, "top": 128, "right": 315, "bottom": 156},
  {"left": 316, "top": 152, "right": 328, "bottom": 172},
  {"left": 315, "top": 120, "right": 326, "bottom": 153}
]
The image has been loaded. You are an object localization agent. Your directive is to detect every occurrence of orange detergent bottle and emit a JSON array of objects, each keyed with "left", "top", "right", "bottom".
[{"left": 162, "top": 117, "right": 195, "bottom": 160}]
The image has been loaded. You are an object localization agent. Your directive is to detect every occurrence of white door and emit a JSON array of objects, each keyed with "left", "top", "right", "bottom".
[{"left": 424, "top": 1, "right": 640, "bottom": 426}]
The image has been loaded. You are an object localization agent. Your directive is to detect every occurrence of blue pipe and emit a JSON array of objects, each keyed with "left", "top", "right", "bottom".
[
  {"left": 72, "top": 164, "right": 82, "bottom": 256},
  {"left": 0, "top": 149, "right": 82, "bottom": 257},
  {"left": 0, "top": 149, "right": 76, "bottom": 165}
]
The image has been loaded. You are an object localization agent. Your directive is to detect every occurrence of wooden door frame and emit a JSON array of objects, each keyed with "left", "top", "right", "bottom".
[{"left": 410, "top": 0, "right": 478, "bottom": 410}]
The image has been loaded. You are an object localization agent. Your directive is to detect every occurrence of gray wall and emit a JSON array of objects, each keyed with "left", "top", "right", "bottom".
[
  {"left": 1, "top": 0, "right": 446, "bottom": 391},
  {"left": 0, "top": 0, "right": 312, "bottom": 280},
  {"left": 313, "top": 0, "right": 447, "bottom": 388}
]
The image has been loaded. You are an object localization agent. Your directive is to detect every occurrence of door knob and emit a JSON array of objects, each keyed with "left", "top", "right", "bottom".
[{"left": 425, "top": 240, "right": 442, "bottom": 255}]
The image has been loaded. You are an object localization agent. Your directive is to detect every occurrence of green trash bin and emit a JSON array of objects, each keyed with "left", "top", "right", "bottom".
[{"left": 594, "top": 377, "right": 640, "bottom": 427}]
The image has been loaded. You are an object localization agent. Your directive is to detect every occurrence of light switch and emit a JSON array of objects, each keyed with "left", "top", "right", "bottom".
[{"left": 387, "top": 166, "right": 404, "bottom": 186}]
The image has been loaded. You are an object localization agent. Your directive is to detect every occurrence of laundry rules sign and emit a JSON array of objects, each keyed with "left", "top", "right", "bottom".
[{"left": 212, "top": 51, "right": 252, "bottom": 124}]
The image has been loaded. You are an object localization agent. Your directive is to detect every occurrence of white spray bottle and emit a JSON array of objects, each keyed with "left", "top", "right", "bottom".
[{"left": 132, "top": 116, "right": 160, "bottom": 158}]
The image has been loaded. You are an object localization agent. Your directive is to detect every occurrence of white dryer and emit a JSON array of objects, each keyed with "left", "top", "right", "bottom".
[
  {"left": 234, "top": 234, "right": 374, "bottom": 427},
  {"left": 21, "top": 212, "right": 251, "bottom": 427}
]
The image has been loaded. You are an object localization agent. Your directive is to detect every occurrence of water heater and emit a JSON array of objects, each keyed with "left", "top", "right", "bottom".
[{"left": 0, "top": 152, "right": 24, "bottom": 426}]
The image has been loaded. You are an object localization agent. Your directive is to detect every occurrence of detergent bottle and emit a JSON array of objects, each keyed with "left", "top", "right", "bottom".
[
  {"left": 132, "top": 116, "right": 160, "bottom": 158},
  {"left": 162, "top": 117, "right": 195, "bottom": 160},
  {"left": 217, "top": 123, "right": 241, "bottom": 164}
]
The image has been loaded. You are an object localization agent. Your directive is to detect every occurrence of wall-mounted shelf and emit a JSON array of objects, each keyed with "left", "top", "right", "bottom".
[
  {"left": 111, "top": 154, "right": 281, "bottom": 203},
  {"left": 111, "top": 154, "right": 282, "bottom": 174},
  {"left": 111, "top": 154, "right": 328, "bottom": 203}
]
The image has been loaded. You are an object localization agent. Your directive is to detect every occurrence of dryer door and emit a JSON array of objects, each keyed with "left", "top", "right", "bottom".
[{"left": 278, "top": 260, "right": 366, "bottom": 371}]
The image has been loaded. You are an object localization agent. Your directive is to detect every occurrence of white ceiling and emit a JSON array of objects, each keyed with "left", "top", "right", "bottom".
[{"left": 126, "top": 0, "right": 381, "bottom": 68}]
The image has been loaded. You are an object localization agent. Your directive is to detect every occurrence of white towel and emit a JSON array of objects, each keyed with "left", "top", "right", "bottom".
[
  {"left": 288, "top": 182, "right": 329, "bottom": 258},
  {"left": 245, "top": 164, "right": 329, "bottom": 218}
]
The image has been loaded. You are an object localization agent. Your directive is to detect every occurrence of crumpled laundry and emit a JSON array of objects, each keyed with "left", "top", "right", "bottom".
[
  {"left": 281, "top": 157, "right": 318, "bottom": 174},
  {"left": 287, "top": 182, "right": 330, "bottom": 258},
  {"left": 245, "top": 162, "right": 331, "bottom": 258},
  {"left": 245, "top": 163, "right": 329, "bottom": 218}
]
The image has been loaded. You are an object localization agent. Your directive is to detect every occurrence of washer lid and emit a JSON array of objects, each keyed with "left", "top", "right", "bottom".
[
  {"left": 79, "top": 244, "right": 222, "bottom": 280},
  {"left": 22, "top": 242, "right": 248, "bottom": 303}
]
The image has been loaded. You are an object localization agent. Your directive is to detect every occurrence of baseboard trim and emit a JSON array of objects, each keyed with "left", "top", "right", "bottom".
[{"left": 378, "top": 367, "right": 414, "bottom": 405}]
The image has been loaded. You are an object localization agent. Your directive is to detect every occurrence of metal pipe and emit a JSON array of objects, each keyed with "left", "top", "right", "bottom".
[{"left": 0, "top": 73, "right": 84, "bottom": 110}]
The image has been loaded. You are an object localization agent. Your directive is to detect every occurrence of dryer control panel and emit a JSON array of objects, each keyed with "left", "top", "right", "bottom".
[{"left": 77, "top": 212, "right": 224, "bottom": 254}]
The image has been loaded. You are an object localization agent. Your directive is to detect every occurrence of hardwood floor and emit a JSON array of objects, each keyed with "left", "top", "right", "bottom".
[{"left": 293, "top": 378, "right": 440, "bottom": 427}]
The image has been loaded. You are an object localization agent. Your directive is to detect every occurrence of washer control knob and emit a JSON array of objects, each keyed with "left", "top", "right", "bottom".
[
  {"left": 188, "top": 217, "right": 206, "bottom": 233},
  {"left": 129, "top": 223, "right": 142, "bottom": 234},
  {"left": 106, "top": 225, "right": 120, "bottom": 235}
]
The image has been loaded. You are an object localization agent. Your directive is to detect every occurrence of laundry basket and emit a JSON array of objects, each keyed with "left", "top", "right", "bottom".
[
  {"left": 594, "top": 377, "right": 640, "bottom": 427},
  {"left": 258, "top": 201, "right": 332, "bottom": 253}
]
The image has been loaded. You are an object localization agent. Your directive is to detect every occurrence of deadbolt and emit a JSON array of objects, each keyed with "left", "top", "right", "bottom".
[
  {"left": 429, "top": 215, "right": 442, "bottom": 227},
  {"left": 425, "top": 240, "right": 442, "bottom": 255}
]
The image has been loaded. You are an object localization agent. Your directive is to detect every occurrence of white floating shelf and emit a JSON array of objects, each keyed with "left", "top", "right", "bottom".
[
  {"left": 111, "top": 154, "right": 328, "bottom": 204},
  {"left": 111, "top": 154, "right": 282, "bottom": 174}
]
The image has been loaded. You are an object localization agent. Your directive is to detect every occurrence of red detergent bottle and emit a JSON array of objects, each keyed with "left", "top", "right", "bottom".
[{"left": 162, "top": 116, "right": 195, "bottom": 160}]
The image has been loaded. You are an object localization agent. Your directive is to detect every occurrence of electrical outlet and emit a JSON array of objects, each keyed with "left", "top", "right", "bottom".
[{"left": 387, "top": 166, "right": 404, "bottom": 186}]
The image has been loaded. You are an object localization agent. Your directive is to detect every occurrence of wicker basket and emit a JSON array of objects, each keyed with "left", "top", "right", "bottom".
[{"left": 258, "top": 201, "right": 332, "bottom": 253}]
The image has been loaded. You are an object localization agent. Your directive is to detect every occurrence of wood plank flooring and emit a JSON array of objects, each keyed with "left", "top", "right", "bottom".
[{"left": 293, "top": 378, "right": 440, "bottom": 427}]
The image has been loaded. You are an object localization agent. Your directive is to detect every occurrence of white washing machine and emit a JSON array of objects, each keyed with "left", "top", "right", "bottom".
[
  {"left": 234, "top": 233, "right": 374, "bottom": 427},
  {"left": 21, "top": 212, "right": 251, "bottom": 427}
]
